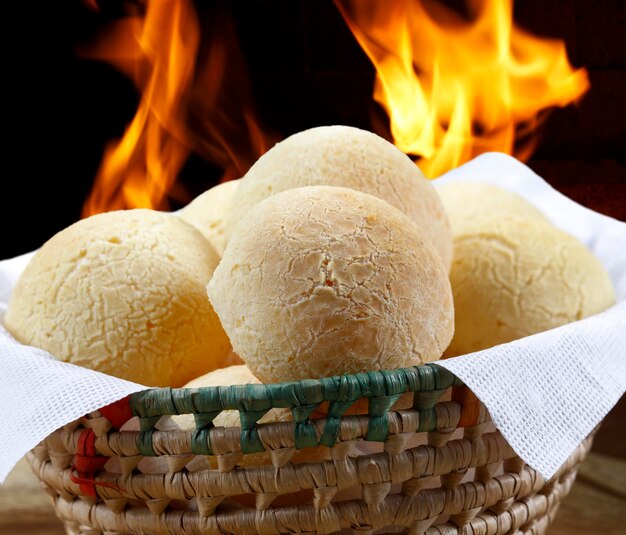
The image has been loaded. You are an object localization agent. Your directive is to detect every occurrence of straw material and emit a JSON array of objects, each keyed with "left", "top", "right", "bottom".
[{"left": 25, "top": 364, "right": 593, "bottom": 534}]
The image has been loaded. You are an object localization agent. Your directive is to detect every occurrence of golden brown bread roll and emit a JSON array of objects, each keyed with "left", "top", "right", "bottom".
[
  {"left": 225, "top": 125, "right": 452, "bottom": 268},
  {"left": 445, "top": 217, "right": 615, "bottom": 357},
  {"left": 221, "top": 349, "right": 245, "bottom": 367},
  {"left": 5, "top": 209, "right": 230, "bottom": 387},
  {"left": 210, "top": 185, "right": 454, "bottom": 383},
  {"left": 178, "top": 179, "right": 240, "bottom": 256},
  {"left": 437, "top": 181, "right": 549, "bottom": 235}
]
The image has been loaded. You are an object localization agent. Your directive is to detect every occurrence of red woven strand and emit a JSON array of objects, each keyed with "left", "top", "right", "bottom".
[
  {"left": 69, "top": 469, "right": 125, "bottom": 495},
  {"left": 99, "top": 395, "right": 133, "bottom": 429},
  {"left": 71, "top": 428, "right": 124, "bottom": 497}
]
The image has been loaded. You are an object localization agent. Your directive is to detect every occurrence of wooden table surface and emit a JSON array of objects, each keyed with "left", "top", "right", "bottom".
[{"left": 2, "top": 400, "right": 625, "bottom": 535}]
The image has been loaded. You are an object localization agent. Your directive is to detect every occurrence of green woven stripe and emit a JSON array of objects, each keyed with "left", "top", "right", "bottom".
[
  {"left": 137, "top": 430, "right": 156, "bottom": 456},
  {"left": 319, "top": 400, "right": 357, "bottom": 447},
  {"left": 130, "top": 365, "right": 462, "bottom": 418},
  {"left": 128, "top": 364, "right": 463, "bottom": 454},
  {"left": 131, "top": 388, "right": 177, "bottom": 419},
  {"left": 138, "top": 416, "right": 160, "bottom": 432},
  {"left": 366, "top": 394, "right": 402, "bottom": 442},
  {"left": 413, "top": 389, "right": 447, "bottom": 410},
  {"left": 291, "top": 404, "right": 319, "bottom": 449},
  {"left": 294, "top": 421, "right": 319, "bottom": 449},
  {"left": 416, "top": 407, "right": 438, "bottom": 433},
  {"left": 191, "top": 428, "right": 212, "bottom": 455},
  {"left": 240, "top": 429, "right": 265, "bottom": 453},
  {"left": 430, "top": 364, "right": 462, "bottom": 389},
  {"left": 171, "top": 387, "right": 197, "bottom": 415},
  {"left": 239, "top": 408, "right": 270, "bottom": 453},
  {"left": 194, "top": 412, "right": 221, "bottom": 430}
]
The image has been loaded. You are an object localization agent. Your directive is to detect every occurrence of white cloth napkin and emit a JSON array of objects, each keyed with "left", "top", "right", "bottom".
[
  {"left": 1, "top": 152, "right": 624, "bottom": 482},
  {"left": 433, "top": 154, "right": 626, "bottom": 478}
]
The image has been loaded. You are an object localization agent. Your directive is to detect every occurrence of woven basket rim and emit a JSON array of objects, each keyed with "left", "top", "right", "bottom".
[
  {"left": 130, "top": 363, "right": 463, "bottom": 418},
  {"left": 123, "top": 363, "right": 466, "bottom": 455}
]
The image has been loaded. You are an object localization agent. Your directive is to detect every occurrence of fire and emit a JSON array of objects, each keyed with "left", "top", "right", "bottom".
[
  {"left": 82, "top": 0, "right": 275, "bottom": 217},
  {"left": 335, "top": 0, "right": 590, "bottom": 178}
]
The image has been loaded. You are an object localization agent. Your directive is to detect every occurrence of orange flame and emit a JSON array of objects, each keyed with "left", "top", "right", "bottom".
[
  {"left": 82, "top": 0, "right": 275, "bottom": 217},
  {"left": 335, "top": 0, "right": 590, "bottom": 178}
]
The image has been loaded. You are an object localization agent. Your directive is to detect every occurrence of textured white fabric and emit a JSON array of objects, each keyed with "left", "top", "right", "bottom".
[
  {"left": 0, "top": 152, "right": 624, "bottom": 482},
  {"left": 435, "top": 153, "right": 626, "bottom": 479},
  {"left": 438, "top": 302, "right": 626, "bottom": 478},
  {"left": 0, "top": 267, "right": 146, "bottom": 482}
]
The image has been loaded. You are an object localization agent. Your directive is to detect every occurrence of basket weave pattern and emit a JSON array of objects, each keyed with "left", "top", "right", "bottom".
[{"left": 26, "top": 365, "right": 592, "bottom": 534}]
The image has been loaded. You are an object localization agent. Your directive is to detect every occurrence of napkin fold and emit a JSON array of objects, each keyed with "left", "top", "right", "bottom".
[{"left": 1, "top": 153, "right": 624, "bottom": 482}]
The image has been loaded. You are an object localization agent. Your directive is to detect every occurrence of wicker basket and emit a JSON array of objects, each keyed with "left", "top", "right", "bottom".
[{"left": 26, "top": 364, "right": 593, "bottom": 534}]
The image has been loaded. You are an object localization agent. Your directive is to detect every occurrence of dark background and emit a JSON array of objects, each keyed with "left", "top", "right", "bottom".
[{"left": 2, "top": 0, "right": 625, "bottom": 260}]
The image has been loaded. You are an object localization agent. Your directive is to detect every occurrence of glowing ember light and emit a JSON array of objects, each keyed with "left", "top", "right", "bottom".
[
  {"left": 81, "top": 0, "right": 274, "bottom": 217},
  {"left": 335, "top": 0, "right": 590, "bottom": 178}
]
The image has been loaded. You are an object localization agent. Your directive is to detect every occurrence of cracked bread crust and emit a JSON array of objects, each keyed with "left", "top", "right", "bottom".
[
  {"left": 445, "top": 217, "right": 616, "bottom": 357},
  {"left": 178, "top": 179, "right": 240, "bottom": 256},
  {"left": 5, "top": 209, "right": 231, "bottom": 387},
  {"left": 225, "top": 125, "right": 452, "bottom": 269},
  {"left": 437, "top": 181, "right": 549, "bottom": 235},
  {"left": 209, "top": 186, "right": 454, "bottom": 383}
]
